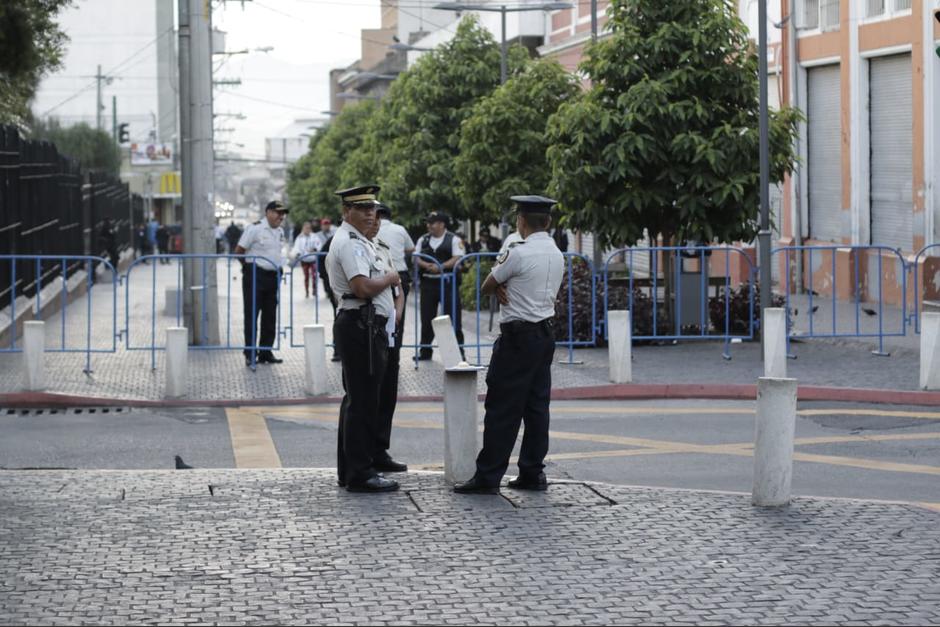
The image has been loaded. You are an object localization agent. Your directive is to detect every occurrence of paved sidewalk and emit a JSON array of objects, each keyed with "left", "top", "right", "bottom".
[
  {"left": 1, "top": 469, "right": 938, "bottom": 625},
  {"left": 0, "top": 259, "right": 929, "bottom": 402}
]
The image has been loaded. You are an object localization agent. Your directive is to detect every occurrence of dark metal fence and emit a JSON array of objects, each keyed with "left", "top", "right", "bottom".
[{"left": 0, "top": 124, "right": 140, "bottom": 311}]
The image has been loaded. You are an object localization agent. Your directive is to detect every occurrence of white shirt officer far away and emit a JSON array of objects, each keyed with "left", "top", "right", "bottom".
[
  {"left": 426, "top": 233, "right": 464, "bottom": 257},
  {"left": 491, "top": 231, "right": 564, "bottom": 323},
  {"left": 237, "top": 220, "right": 285, "bottom": 271},
  {"left": 326, "top": 222, "right": 393, "bottom": 314},
  {"left": 378, "top": 218, "right": 415, "bottom": 272}
]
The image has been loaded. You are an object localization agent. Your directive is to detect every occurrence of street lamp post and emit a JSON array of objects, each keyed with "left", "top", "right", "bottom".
[{"left": 757, "top": 0, "right": 771, "bottom": 330}]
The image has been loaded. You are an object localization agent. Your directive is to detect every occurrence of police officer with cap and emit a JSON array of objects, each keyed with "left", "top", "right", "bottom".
[
  {"left": 416, "top": 211, "right": 465, "bottom": 360},
  {"left": 326, "top": 185, "right": 402, "bottom": 493},
  {"left": 235, "top": 200, "right": 289, "bottom": 366},
  {"left": 454, "top": 195, "right": 564, "bottom": 494}
]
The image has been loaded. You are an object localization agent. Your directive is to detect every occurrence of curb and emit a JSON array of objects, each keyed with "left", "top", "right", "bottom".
[{"left": 3, "top": 383, "right": 940, "bottom": 408}]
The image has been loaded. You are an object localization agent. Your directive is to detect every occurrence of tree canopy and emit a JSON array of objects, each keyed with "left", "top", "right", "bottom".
[
  {"left": 0, "top": 0, "right": 72, "bottom": 128},
  {"left": 455, "top": 57, "right": 579, "bottom": 226},
  {"left": 546, "top": 0, "right": 800, "bottom": 249},
  {"left": 31, "top": 118, "right": 121, "bottom": 174}
]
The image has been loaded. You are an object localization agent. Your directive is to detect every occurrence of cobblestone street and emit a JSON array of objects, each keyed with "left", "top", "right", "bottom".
[{"left": 1, "top": 469, "right": 938, "bottom": 625}]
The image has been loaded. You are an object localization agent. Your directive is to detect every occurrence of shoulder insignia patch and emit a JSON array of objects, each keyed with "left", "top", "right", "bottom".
[
  {"left": 348, "top": 231, "right": 361, "bottom": 241},
  {"left": 252, "top": 220, "right": 261, "bottom": 225},
  {"left": 496, "top": 250, "right": 509, "bottom": 265},
  {"left": 508, "top": 241, "right": 525, "bottom": 249},
  {"left": 376, "top": 238, "right": 390, "bottom": 250}
]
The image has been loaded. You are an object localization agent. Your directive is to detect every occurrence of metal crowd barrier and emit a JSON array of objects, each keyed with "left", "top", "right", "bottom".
[
  {"left": 772, "top": 245, "right": 907, "bottom": 356},
  {"left": 912, "top": 243, "right": 940, "bottom": 334},
  {"left": 0, "top": 254, "right": 117, "bottom": 373},
  {"left": 286, "top": 252, "right": 329, "bottom": 348},
  {"left": 123, "top": 254, "right": 282, "bottom": 369},
  {"left": 601, "top": 246, "right": 758, "bottom": 358}
]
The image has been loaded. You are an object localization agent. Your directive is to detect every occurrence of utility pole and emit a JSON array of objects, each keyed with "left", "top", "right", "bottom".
[
  {"left": 111, "top": 96, "right": 117, "bottom": 142},
  {"left": 757, "top": 0, "right": 772, "bottom": 336},
  {"left": 178, "top": 0, "right": 220, "bottom": 346},
  {"left": 95, "top": 64, "right": 105, "bottom": 131},
  {"left": 591, "top": 0, "right": 597, "bottom": 41}
]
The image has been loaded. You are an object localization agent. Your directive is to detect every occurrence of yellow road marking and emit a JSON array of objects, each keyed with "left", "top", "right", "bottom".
[{"left": 226, "top": 408, "right": 282, "bottom": 469}]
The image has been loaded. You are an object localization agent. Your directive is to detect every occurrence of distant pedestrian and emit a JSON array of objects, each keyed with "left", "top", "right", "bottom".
[
  {"left": 235, "top": 200, "right": 289, "bottom": 366},
  {"left": 224, "top": 221, "right": 242, "bottom": 253},
  {"left": 215, "top": 223, "right": 225, "bottom": 254},
  {"left": 134, "top": 223, "right": 148, "bottom": 261},
  {"left": 455, "top": 195, "right": 564, "bottom": 495},
  {"left": 415, "top": 211, "right": 466, "bottom": 361},
  {"left": 98, "top": 218, "right": 119, "bottom": 271},
  {"left": 552, "top": 226, "right": 569, "bottom": 253},
  {"left": 291, "top": 220, "right": 319, "bottom": 298},
  {"left": 155, "top": 223, "right": 169, "bottom": 264}
]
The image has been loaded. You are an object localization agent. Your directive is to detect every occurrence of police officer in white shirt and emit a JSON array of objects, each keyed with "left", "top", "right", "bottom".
[
  {"left": 291, "top": 221, "right": 320, "bottom": 298},
  {"left": 235, "top": 200, "right": 288, "bottom": 367},
  {"left": 415, "top": 211, "right": 465, "bottom": 360},
  {"left": 454, "top": 195, "right": 565, "bottom": 495},
  {"left": 326, "top": 185, "right": 401, "bottom": 494}
]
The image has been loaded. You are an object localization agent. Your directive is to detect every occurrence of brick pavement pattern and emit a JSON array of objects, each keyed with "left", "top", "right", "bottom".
[{"left": 1, "top": 469, "right": 938, "bottom": 625}]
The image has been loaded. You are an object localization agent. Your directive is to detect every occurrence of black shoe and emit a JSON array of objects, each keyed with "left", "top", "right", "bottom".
[
  {"left": 244, "top": 354, "right": 255, "bottom": 367},
  {"left": 417, "top": 352, "right": 432, "bottom": 361},
  {"left": 453, "top": 476, "right": 499, "bottom": 494},
  {"left": 337, "top": 479, "right": 346, "bottom": 488},
  {"left": 258, "top": 352, "right": 283, "bottom": 364},
  {"left": 508, "top": 472, "right": 548, "bottom": 491},
  {"left": 373, "top": 458, "right": 408, "bottom": 473},
  {"left": 346, "top": 475, "right": 399, "bottom": 493},
  {"left": 331, "top": 352, "right": 341, "bottom": 362}
]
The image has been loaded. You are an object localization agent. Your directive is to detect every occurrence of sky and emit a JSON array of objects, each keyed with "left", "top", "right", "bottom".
[
  {"left": 32, "top": 0, "right": 383, "bottom": 158},
  {"left": 212, "top": 0, "right": 382, "bottom": 156}
]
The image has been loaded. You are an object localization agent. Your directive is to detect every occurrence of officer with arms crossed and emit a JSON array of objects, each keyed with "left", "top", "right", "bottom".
[
  {"left": 415, "top": 211, "right": 465, "bottom": 360},
  {"left": 326, "top": 185, "right": 402, "bottom": 493},
  {"left": 454, "top": 196, "right": 564, "bottom": 494},
  {"left": 235, "top": 200, "right": 289, "bottom": 367}
]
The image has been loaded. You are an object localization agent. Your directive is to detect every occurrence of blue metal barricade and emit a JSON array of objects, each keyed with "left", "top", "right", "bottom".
[
  {"left": 771, "top": 245, "right": 907, "bottom": 356},
  {"left": 123, "top": 254, "right": 282, "bottom": 369},
  {"left": 286, "top": 251, "right": 330, "bottom": 348},
  {"left": 407, "top": 252, "right": 446, "bottom": 368},
  {"left": 0, "top": 254, "right": 118, "bottom": 373},
  {"left": 602, "top": 246, "right": 757, "bottom": 357}
]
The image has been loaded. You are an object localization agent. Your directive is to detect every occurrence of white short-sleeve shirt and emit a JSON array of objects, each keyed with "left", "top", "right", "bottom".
[
  {"left": 326, "top": 222, "right": 394, "bottom": 313},
  {"left": 499, "top": 231, "right": 523, "bottom": 254},
  {"left": 491, "top": 231, "right": 564, "bottom": 323},
  {"left": 378, "top": 218, "right": 415, "bottom": 272},
  {"left": 237, "top": 220, "right": 285, "bottom": 271}
]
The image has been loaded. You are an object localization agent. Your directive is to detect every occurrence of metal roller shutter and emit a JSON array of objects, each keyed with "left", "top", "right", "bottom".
[
  {"left": 807, "top": 64, "right": 842, "bottom": 243},
  {"left": 869, "top": 53, "right": 913, "bottom": 252}
]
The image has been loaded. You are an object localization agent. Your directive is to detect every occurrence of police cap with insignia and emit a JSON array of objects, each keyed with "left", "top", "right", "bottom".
[
  {"left": 375, "top": 202, "right": 392, "bottom": 218},
  {"left": 335, "top": 185, "right": 380, "bottom": 207},
  {"left": 425, "top": 210, "right": 450, "bottom": 226},
  {"left": 509, "top": 195, "right": 556, "bottom": 214},
  {"left": 265, "top": 200, "right": 288, "bottom": 213}
]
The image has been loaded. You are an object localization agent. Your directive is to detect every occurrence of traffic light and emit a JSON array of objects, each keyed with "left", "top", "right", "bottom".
[{"left": 118, "top": 123, "right": 129, "bottom": 144}]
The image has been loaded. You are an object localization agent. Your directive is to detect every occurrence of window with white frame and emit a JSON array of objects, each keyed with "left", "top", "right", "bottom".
[
  {"left": 799, "top": 0, "right": 840, "bottom": 30},
  {"left": 866, "top": 0, "right": 912, "bottom": 18}
]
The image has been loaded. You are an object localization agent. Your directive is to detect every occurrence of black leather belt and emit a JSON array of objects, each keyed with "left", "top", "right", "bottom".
[
  {"left": 337, "top": 305, "right": 388, "bottom": 328},
  {"left": 500, "top": 318, "right": 554, "bottom": 335}
]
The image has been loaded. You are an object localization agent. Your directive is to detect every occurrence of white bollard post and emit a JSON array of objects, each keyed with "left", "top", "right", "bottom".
[
  {"left": 304, "top": 324, "right": 328, "bottom": 396},
  {"left": 165, "top": 327, "right": 188, "bottom": 399},
  {"left": 920, "top": 312, "right": 940, "bottom": 390},
  {"left": 608, "top": 310, "right": 632, "bottom": 383},
  {"left": 443, "top": 364, "right": 483, "bottom": 484},
  {"left": 23, "top": 321, "right": 45, "bottom": 392},
  {"left": 432, "top": 314, "right": 463, "bottom": 368},
  {"left": 752, "top": 377, "right": 798, "bottom": 507},
  {"left": 763, "top": 307, "right": 787, "bottom": 378}
]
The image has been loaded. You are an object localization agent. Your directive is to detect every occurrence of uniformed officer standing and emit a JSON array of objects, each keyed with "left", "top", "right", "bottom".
[
  {"left": 454, "top": 196, "right": 565, "bottom": 494},
  {"left": 326, "top": 185, "right": 401, "bottom": 493},
  {"left": 366, "top": 215, "right": 408, "bottom": 473},
  {"left": 235, "top": 200, "right": 288, "bottom": 366},
  {"left": 415, "top": 211, "right": 465, "bottom": 360}
]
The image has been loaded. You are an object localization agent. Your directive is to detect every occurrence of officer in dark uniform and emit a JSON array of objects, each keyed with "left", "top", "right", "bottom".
[
  {"left": 415, "top": 211, "right": 465, "bottom": 360},
  {"left": 235, "top": 200, "right": 288, "bottom": 367},
  {"left": 325, "top": 185, "right": 402, "bottom": 493},
  {"left": 454, "top": 196, "right": 565, "bottom": 494}
]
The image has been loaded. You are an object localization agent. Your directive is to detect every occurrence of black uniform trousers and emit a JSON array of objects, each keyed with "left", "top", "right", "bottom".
[
  {"left": 242, "top": 264, "right": 279, "bottom": 354},
  {"left": 375, "top": 275, "right": 410, "bottom": 460},
  {"left": 474, "top": 320, "right": 556, "bottom": 486},
  {"left": 419, "top": 274, "right": 463, "bottom": 357},
  {"left": 334, "top": 308, "right": 389, "bottom": 485}
]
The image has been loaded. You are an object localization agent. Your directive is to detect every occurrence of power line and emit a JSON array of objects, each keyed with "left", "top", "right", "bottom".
[{"left": 215, "top": 90, "right": 326, "bottom": 112}]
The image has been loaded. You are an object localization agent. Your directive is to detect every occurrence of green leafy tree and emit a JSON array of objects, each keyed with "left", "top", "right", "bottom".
[
  {"left": 0, "top": 0, "right": 72, "bottom": 127},
  {"left": 349, "top": 16, "right": 509, "bottom": 226},
  {"left": 286, "top": 99, "right": 377, "bottom": 224},
  {"left": 546, "top": 0, "right": 800, "bottom": 249},
  {"left": 455, "top": 57, "right": 579, "bottom": 226},
  {"left": 31, "top": 118, "right": 121, "bottom": 174}
]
